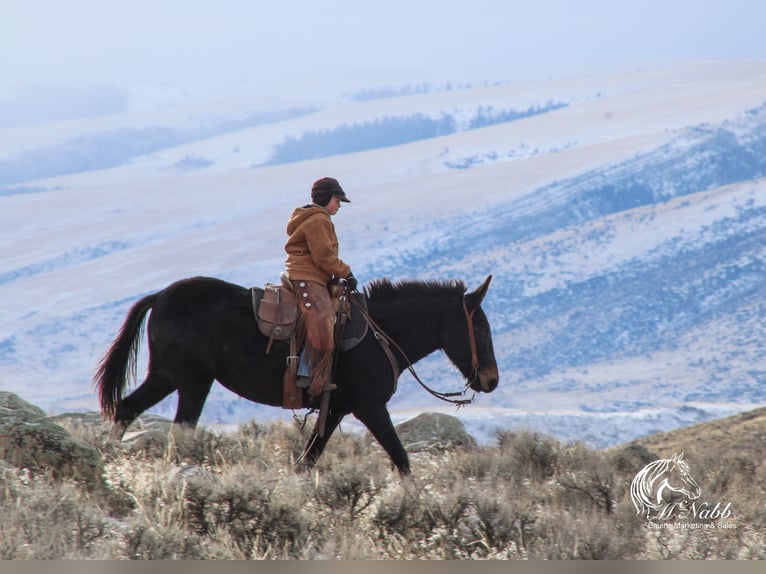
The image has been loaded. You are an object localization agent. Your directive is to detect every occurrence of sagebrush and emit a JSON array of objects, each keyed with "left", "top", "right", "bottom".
[{"left": 1, "top": 418, "right": 764, "bottom": 559}]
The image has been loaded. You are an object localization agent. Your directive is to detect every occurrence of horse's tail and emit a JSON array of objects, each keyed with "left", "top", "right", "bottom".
[{"left": 94, "top": 293, "right": 157, "bottom": 420}]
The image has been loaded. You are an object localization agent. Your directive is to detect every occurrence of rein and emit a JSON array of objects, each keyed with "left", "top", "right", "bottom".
[{"left": 350, "top": 295, "right": 475, "bottom": 407}]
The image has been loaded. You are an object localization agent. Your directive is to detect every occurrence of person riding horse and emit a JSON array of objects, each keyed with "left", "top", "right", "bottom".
[
  {"left": 95, "top": 176, "right": 499, "bottom": 473},
  {"left": 283, "top": 177, "right": 357, "bottom": 398}
]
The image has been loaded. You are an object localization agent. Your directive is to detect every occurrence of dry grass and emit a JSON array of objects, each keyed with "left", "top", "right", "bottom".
[{"left": 1, "top": 412, "right": 765, "bottom": 559}]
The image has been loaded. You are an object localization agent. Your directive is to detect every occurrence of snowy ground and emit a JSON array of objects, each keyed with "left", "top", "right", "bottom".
[{"left": 2, "top": 61, "right": 765, "bottom": 447}]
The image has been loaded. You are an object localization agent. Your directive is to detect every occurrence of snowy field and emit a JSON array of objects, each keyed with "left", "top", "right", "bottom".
[{"left": 2, "top": 61, "right": 765, "bottom": 447}]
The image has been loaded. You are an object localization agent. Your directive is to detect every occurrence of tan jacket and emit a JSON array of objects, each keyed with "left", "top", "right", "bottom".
[{"left": 284, "top": 205, "right": 351, "bottom": 284}]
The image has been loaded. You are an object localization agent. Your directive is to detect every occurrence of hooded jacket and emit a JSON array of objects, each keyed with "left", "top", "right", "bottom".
[{"left": 284, "top": 204, "right": 351, "bottom": 284}]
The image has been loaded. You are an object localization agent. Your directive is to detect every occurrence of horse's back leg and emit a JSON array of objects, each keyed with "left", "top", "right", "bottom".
[
  {"left": 173, "top": 377, "right": 214, "bottom": 430},
  {"left": 110, "top": 373, "right": 175, "bottom": 441},
  {"left": 353, "top": 405, "right": 410, "bottom": 474},
  {"left": 296, "top": 413, "right": 344, "bottom": 470}
]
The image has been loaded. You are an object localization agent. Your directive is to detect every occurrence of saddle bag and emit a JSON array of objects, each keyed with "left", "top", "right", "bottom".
[{"left": 256, "top": 283, "right": 299, "bottom": 348}]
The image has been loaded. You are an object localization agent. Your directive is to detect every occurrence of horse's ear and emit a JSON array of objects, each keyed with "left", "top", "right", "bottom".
[{"left": 465, "top": 275, "right": 493, "bottom": 310}]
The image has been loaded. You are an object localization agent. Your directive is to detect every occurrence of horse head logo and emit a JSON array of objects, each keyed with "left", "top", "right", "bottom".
[{"left": 630, "top": 453, "right": 702, "bottom": 520}]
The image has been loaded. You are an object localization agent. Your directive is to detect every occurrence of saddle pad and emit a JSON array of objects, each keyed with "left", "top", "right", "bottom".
[{"left": 339, "top": 292, "right": 369, "bottom": 352}]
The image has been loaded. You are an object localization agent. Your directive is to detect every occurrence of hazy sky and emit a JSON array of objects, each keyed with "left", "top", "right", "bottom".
[{"left": 2, "top": 0, "right": 765, "bottom": 94}]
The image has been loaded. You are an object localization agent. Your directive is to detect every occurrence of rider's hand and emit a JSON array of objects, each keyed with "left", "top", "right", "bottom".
[{"left": 346, "top": 273, "right": 358, "bottom": 292}]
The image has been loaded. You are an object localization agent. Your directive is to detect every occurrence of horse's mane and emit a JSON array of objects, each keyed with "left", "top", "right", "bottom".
[{"left": 364, "top": 278, "right": 467, "bottom": 301}]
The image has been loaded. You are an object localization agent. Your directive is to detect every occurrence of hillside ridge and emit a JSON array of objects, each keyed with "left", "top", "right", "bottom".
[{"left": 630, "top": 405, "right": 766, "bottom": 459}]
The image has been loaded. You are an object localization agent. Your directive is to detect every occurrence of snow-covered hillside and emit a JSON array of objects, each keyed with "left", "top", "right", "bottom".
[{"left": 2, "top": 61, "right": 765, "bottom": 447}]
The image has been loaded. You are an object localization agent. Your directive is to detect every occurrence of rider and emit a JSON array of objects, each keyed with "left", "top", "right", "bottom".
[{"left": 284, "top": 177, "right": 357, "bottom": 398}]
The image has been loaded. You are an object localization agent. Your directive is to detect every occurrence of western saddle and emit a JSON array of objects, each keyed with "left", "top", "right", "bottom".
[{"left": 251, "top": 274, "right": 366, "bottom": 411}]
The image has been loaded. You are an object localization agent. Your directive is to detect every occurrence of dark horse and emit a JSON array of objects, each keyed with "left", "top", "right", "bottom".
[{"left": 95, "top": 275, "right": 499, "bottom": 473}]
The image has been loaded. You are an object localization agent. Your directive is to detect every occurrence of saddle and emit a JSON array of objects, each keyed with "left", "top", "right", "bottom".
[
  {"left": 254, "top": 276, "right": 300, "bottom": 353},
  {"left": 251, "top": 276, "right": 368, "bottom": 409}
]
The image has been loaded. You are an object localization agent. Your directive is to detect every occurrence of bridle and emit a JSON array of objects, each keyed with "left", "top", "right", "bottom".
[
  {"left": 463, "top": 298, "right": 480, "bottom": 383},
  {"left": 349, "top": 294, "right": 479, "bottom": 406}
]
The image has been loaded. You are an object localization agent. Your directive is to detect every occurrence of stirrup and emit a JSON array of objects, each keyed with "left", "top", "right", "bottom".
[{"left": 308, "top": 381, "right": 337, "bottom": 396}]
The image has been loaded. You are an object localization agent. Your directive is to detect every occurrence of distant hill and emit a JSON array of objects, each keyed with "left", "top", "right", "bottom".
[{"left": 628, "top": 406, "right": 766, "bottom": 460}]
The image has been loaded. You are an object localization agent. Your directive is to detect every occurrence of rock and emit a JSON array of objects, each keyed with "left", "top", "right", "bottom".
[
  {"left": 122, "top": 413, "right": 174, "bottom": 433},
  {"left": 119, "top": 415, "right": 174, "bottom": 452},
  {"left": 121, "top": 429, "right": 171, "bottom": 452},
  {"left": 49, "top": 411, "right": 108, "bottom": 428},
  {"left": 395, "top": 412, "right": 477, "bottom": 453},
  {"left": 0, "top": 392, "right": 46, "bottom": 417},
  {"left": 51, "top": 411, "right": 173, "bottom": 446},
  {"left": 0, "top": 392, "right": 104, "bottom": 488},
  {"left": 172, "top": 464, "right": 218, "bottom": 484}
]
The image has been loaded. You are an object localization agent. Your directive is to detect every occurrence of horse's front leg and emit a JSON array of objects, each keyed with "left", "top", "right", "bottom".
[
  {"left": 353, "top": 405, "right": 410, "bottom": 475},
  {"left": 296, "top": 413, "right": 344, "bottom": 470}
]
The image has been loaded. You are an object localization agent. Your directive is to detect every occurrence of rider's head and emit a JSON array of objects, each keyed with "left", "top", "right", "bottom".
[{"left": 311, "top": 177, "right": 351, "bottom": 207}]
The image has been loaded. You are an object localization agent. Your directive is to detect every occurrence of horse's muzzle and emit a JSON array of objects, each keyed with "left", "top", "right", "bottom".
[{"left": 471, "top": 365, "right": 499, "bottom": 393}]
